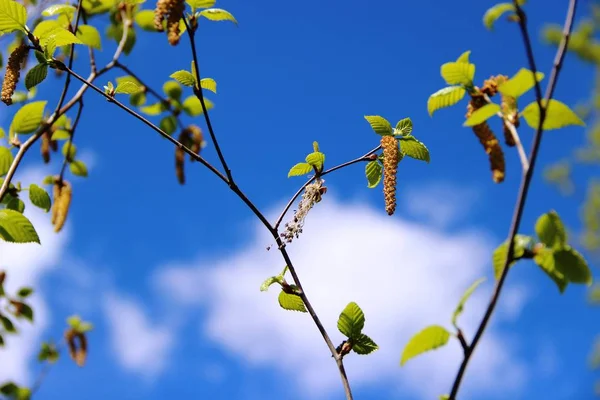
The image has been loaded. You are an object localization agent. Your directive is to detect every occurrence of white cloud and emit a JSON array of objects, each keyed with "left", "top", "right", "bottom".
[
  {"left": 153, "top": 194, "right": 529, "bottom": 399},
  {"left": 0, "top": 168, "right": 70, "bottom": 385},
  {"left": 102, "top": 292, "right": 174, "bottom": 380}
]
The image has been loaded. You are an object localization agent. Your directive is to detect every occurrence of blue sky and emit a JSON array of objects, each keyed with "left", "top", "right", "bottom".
[{"left": 0, "top": 0, "right": 598, "bottom": 399}]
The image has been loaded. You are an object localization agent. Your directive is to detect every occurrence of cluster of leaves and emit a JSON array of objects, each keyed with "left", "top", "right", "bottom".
[{"left": 288, "top": 141, "right": 326, "bottom": 178}]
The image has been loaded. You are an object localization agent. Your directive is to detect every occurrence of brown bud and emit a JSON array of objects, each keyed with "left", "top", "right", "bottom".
[
  {"left": 381, "top": 135, "right": 399, "bottom": 216},
  {"left": 175, "top": 129, "right": 191, "bottom": 184},
  {"left": 2, "top": 44, "right": 29, "bottom": 106},
  {"left": 41, "top": 131, "right": 51, "bottom": 164},
  {"left": 65, "top": 328, "right": 87, "bottom": 367},
  {"left": 51, "top": 179, "right": 72, "bottom": 233}
]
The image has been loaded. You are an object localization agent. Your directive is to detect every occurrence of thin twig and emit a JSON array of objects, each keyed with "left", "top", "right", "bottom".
[
  {"left": 447, "top": 1, "right": 578, "bottom": 399},
  {"left": 274, "top": 145, "right": 381, "bottom": 230},
  {"left": 58, "top": 100, "right": 84, "bottom": 183},
  {"left": 184, "top": 18, "right": 234, "bottom": 183}
]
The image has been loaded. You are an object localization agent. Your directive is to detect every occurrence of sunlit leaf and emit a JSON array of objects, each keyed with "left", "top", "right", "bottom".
[
  {"left": 278, "top": 290, "right": 306, "bottom": 312},
  {"left": 456, "top": 50, "right": 471, "bottom": 64},
  {"left": 182, "top": 95, "right": 214, "bottom": 116},
  {"left": 364, "top": 115, "right": 393, "bottom": 136},
  {"left": 400, "top": 325, "right": 451, "bottom": 366},
  {"left": 305, "top": 152, "right": 325, "bottom": 171},
  {"left": 427, "top": 86, "right": 466, "bottom": 116},
  {"left": 394, "top": 118, "right": 413, "bottom": 136},
  {"left": 0, "top": 209, "right": 40, "bottom": 243},
  {"left": 521, "top": 99, "right": 585, "bottom": 130},
  {"left": 451, "top": 277, "right": 486, "bottom": 327},
  {"left": 497, "top": 68, "right": 544, "bottom": 98},
  {"left": 337, "top": 302, "right": 365, "bottom": 339},
  {"left": 10, "top": 101, "right": 47, "bottom": 135},
  {"left": 464, "top": 103, "right": 500, "bottom": 126},
  {"left": 440, "top": 62, "right": 475, "bottom": 86},
  {"left": 365, "top": 160, "right": 382, "bottom": 188},
  {"left": 287, "top": 162, "right": 312, "bottom": 178},
  {"left": 0, "top": 0, "right": 27, "bottom": 35},
  {"left": 0, "top": 146, "right": 13, "bottom": 176},
  {"left": 399, "top": 136, "right": 430, "bottom": 162},
  {"left": 42, "top": 4, "right": 75, "bottom": 17},
  {"left": 76, "top": 25, "right": 102, "bottom": 49},
  {"left": 28, "top": 184, "right": 51, "bottom": 212},
  {"left": 170, "top": 70, "right": 196, "bottom": 87},
  {"left": 535, "top": 210, "right": 567, "bottom": 249},
  {"left": 198, "top": 8, "right": 238, "bottom": 24},
  {"left": 134, "top": 9, "right": 159, "bottom": 31},
  {"left": 25, "top": 63, "right": 48, "bottom": 91},
  {"left": 200, "top": 77, "right": 217, "bottom": 93},
  {"left": 483, "top": 3, "right": 515, "bottom": 30}
]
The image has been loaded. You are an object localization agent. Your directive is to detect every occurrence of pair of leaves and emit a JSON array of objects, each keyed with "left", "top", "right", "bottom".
[
  {"left": 104, "top": 80, "right": 142, "bottom": 95},
  {"left": 171, "top": 69, "right": 218, "bottom": 93},
  {"left": 428, "top": 51, "right": 473, "bottom": 116},
  {"left": 364, "top": 116, "right": 412, "bottom": 137},
  {"left": 288, "top": 142, "right": 326, "bottom": 178},
  {"left": 337, "top": 302, "right": 378, "bottom": 355}
]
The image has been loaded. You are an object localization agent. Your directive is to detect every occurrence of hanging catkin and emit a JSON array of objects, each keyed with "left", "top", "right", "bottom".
[{"left": 381, "top": 135, "right": 399, "bottom": 215}]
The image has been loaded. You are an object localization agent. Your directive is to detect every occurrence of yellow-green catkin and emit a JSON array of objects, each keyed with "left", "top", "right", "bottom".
[
  {"left": 381, "top": 135, "right": 399, "bottom": 216},
  {"left": 188, "top": 125, "right": 204, "bottom": 161},
  {"left": 154, "top": 0, "right": 184, "bottom": 45},
  {"left": 51, "top": 179, "right": 72, "bottom": 233},
  {"left": 1, "top": 44, "right": 28, "bottom": 105}
]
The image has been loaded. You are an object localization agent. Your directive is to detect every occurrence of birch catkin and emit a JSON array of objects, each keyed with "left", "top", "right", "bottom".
[
  {"left": 52, "top": 180, "right": 72, "bottom": 233},
  {"left": 381, "top": 135, "right": 399, "bottom": 216},
  {"left": 154, "top": 0, "right": 185, "bottom": 45},
  {"left": 1, "top": 44, "right": 28, "bottom": 105}
]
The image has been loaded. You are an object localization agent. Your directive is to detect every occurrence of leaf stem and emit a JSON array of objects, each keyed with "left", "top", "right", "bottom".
[{"left": 447, "top": 1, "right": 578, "bottom": 398}]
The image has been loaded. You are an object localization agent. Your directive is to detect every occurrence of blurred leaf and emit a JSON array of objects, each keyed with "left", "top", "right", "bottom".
[
  {"left": 400, "top": 325, "right": 451, "bottom": 366},
  {"left": 534, "top": 248, "right": 568, "bottom": 293},
  {"left": 464, "top": 103, "right": 500, "bottom": 126},
  {"left": 0, "top": 146, "right": 14, "bottom": 176},
  {"left": 483, "top": 3, "right": 515, "bottom": 30},
  {"left": 76, "top": 25, "right": 102, "bottom": 49},
  {"left": 497, "top": 68, "right": 544, "bottom": 98},
  {"left": 428, "top": 86, "right": 466, "bottom": 116},
  {"left": 452, "top": 277, "right": 486, "bottom": 327},
  {"left": 522, "top": 99, "right": 585, "bottom": 130},
  {"left": 554, "top": 247, "right": 593, "bottom": 285},
  {"left": 535, "top": 210, "right": 567, "bottom": 249},
  {"left": 69, "top": 160, "right": 88, "bottom": 177}
]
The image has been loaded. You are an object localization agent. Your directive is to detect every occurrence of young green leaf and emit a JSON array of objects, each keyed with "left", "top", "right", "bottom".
[
  {"left": 34, "top": 21, "right": 83, "bottom": 47},
  {"left": 25, "top": 63, "right": 48, "bottom": 91},
  {"left": 69, "top": 160, "right": 88, "bottom": 177},
  {"left": 130, "top": 91, "right": 146, "bottom": 106},
  {"left": 399, "top": 136, "right": 430, "bottom": 162},
  {"left": 400, "top": 325, "right": 451, "bottom": 366},
  {"left": 534, "top": 247, "right": 568, "bottom": 293},
  {"left": 287, "top": 162, "right": 312, "bottom": 178},
  {"left": 51, "top": 129, "right": 70, "bottom": 140},
  {"left": 427, "top": 86, "right": 466, "bottom": 116},
  {"left": 182, "top": 95, "right": 214, "bottom": 116},
  {"left": 42, "top": 4, "right": 75, "bottom": 17},
  {"left": 352, "top": 333, "right": 378, "bottom": 355},
  {"left": 463, "top": 103, "right": 500, "bottom": 127},
  {"left": 0, "top": 209, "right": 40, "bottom": 243},
  {"left": 38, "top": 342, "right": 59, "bottom": 363},
  {"left": 305, "top": 152, "right": 325, "bottom": 171},
  {"left": 365, "top": 160, "right": 382, "bottom": 188},
  {"left": 0, "top": 315, "right": 16, "bottom": 332},
  {"left": 451, "top": 277, "right": 486, "bottom": 327},
  {"left": 440, "top": 62, "right": 475, "bottom": 86},
  {"left": 364, "top": 115, "right": 393, "bottom": 136},
  {"left": 140, "top": 102, "right": 167, "bottom": 116},
  {"left": 34, "top": 50, "right": 47, "bottom": 64},
  {"left": 278, "top": 290, "right": 306, "bottom": 312},
  {"left": 114, "top": 81, "right": 141, "bottom": 95},
  {"left": 554, "top": 247, "right": 593, "bottom": 285},
  {"left": 535, "top": 210, "right": 567, "bottom": 249},
  {"left": 394, "top": 118, "right": 413, "bottom": 136},
  {"left": 6, "top": 197, "right": 25, "bottom": 213},
  {"left": 28, "top": 184, "right": 51, "bottom": 212},
  {"left": 115, "top": 75, "right": 142, "bottom": 88},
  {"left": 483, "top": 3, "right": 515, "bottom": 30},
  {"left": 260, "top": 276, "right": 281, "bottom": 292},
  {"left": 170, "top": 70, "right": 196, "bottom": 87},
  {"left": 10, "top": 101, "right": 47, "bottom": 135},
  {"left": 0, "top": 0, "right": 27, "bottom": 35},
  {"left": 456, "top": 50, "right": 471, "bottom": 64},
  {"left": 497, "top": 68, "right": 544, "bottom": 98},
  {"left": 200, "top": 78, "right": 217, "bottom": 93},
  {"left": 159, "top": 116, "right": 177, "bottom": 135},
  {"left": 521, "top": 99, "right": 585, "bottom": 130},
  {"left": 17, "top": 287, "right": 33, "bottom": 297},
  {"left": 337, "top": 302, "right": 365, "bottom": 339},
  {"left": 62, "top": 142, "right": 76, "bottom": 161},
  {"left": 492, "top": 235, "right": 532, "bottom": 280},
  {"left": 198, "top": 8, "right": 238, "bottom": 24},
  {"left": 76, "top": 25, "right": 102, "bottom": 49},
  {"left": 0, "top": 146, "right": 14, "bottom": 176},
  {"left": 134, "top": 9, "right": 159, "bottom": 31},
  {"left": 163, "top": 80, "right": 182, "bottom": 100},
  {"left": 186, "top": 0, "right": 215, "bottom": 8}
]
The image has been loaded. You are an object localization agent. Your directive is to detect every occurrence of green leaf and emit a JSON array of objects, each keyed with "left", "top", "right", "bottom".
[
  {"left": 7, "top": 197, "right": 25, "bottom": 213},
  {"left": 25, "top": 63, "right": 48, "bottom": 91},
  {"left": 428, "top": 86, "right": 466, "bottom": 116},
  {"left": 62, "top": 142, "right": 76, "bottom": 161},
  {"left": 170, "top": 70, "right": 196, "bottom": 87},
  {"left": 186, "top": 0, "right": 215, "bottom": 8},
  {"left": 134, "top": 9, "right": 159, "bottom": 31},
  {"left": 67, "top": 315, "right": 82, "bottom": 328},
  {"left": 0, "top": 128, "right": 4, "bottom": 139},
  {"left": 78, "top": 321, "right": 93, "bottom": 332},
  {"left": 199, "top": 8, "right": 238, "bottom": 24},
  {"left": 492, "top": 235, "right": 531, "bottom": 280},
  {"left": 554, "top": 247, "right": 592, "bottom": 285},
  {"left": 114, "top": 81, "right": 141, "bottom": 95},
  {"left": 17, "top": 287, "right": 33, "bottom": 298},
  {"left": 535, "top": 211, "right": 567, "bottom": 249},
  {"left": 440, "top": 62, "right": 475, "bottom": 86},
  {"left": 337, "top": 302, "right": 365, "bottom": 339},
  {"left": 260, "top": 276, "right": 280, "bottom": 292},
  {"left": 28, "top": 184, "right": 51, "bottom": 212},
  {"left": 456, "top": 50, "right": 471, "bottom": 64},
  {"left": 159, "top": 116, "right": 177, "bottom": 135},
  {"left": 51, "top": 129, "right": 70, "bottom": 140},
  {"left": 365, "top": 160, "right": 382, "bottom": 188},
  {"left": 0, "top": 0, "right": 26, "bottom": 35},
  {"left": 305, "top": 152, "right": 325, "bottom": 171},
  {"left": 34, "top": 50, "right": 46, "bottom": 64},
  {"left": 352, "top": 333, "right": 378, "bottom": 355},
  {"left": 0, "top": 146, "right": 14, "bottom": 176},
  {"left": 521, "top": 99, "right": 585, "bottom": 131},
  {"left": 399, "top": 136, "right": 430, "bottom": 162},
  {"left": 0, "top": 209, "right": 40, "bottom": 243},
  {"left": 10, "top": 101, "right": 47, "bottom": 135},
  {"left": 130, "top": 91, "right": 146, "bottom": 107},
  {"left": 287, "top": 162, "right": 312, "bottom": 178},
  {"left": 452, "top": 277, "right": 486, "bottom": 327},
  {"left": 0, "top": 314, "right": 16, "bottom": 332},
  {"left": 34, "top": 21, "right": 83, "bottom": 47},
  {"left": 140, "top": 102, "right": 167, "bottom": 116},
  {"left": 394, "top": 118, "right": 413, "bottom": 136},
  {"left": 364, "top": 115, "right": 393, "bottom": 136},
  {"left": 44, "top": 35, "right": 57, "bottom": 58},
  {"left": 483, "top": 3, "right": 515, "bottom": 31},
  {"left": 0, "top": 382, "right": 18, "bottom": 396},
  {"left": 38, "top": 342, "right": 59, "bottom": 363},
  {"left": 42, "top": 4, "right": 75, "bottom": 17},
  {"left": 163, "top": 80, "right": 181, "bottom": 100},
  {"left": 200, "top": 78, "right": 217, "bottom": 93},
  {"left": 115, "top": 75, "right": 141, "bottom": 88},
  {"left": 400, "top": 325, "right": 451, "bottom": 366},
  {"left": 76, "top": 25, "right": 102, "bottom": 49},
  {"left": 534, "top": 248, "right": 568, "bottom": 293},
  {"left": 278, "top": 290, "right": 306, "bottom": 312},
  {"left": 497, "top": 68, "right": 544, "bottom": 98},
  {"left": 464, "top": 103, "right": 500, "bottom": 127},
  {"left": 182, "top": 95, "right": 214, "bottom": 116},
  {"left": 69, "top": 160, "right": 88, "bottom": 177}
]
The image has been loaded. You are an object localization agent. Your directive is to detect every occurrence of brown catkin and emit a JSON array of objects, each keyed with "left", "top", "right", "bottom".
[
  {"left": 175, "top": 129, "right": 191, "bottom": 184},
  {"left": 1, "top": 44, "right": 28, "bottom": 106},
  {"left": 41, "top": 131, "right": 51, "bottom": 164},
  {"left": 65, "top": 328, "right": 87, "bottom": 367},
  {"left": 51, "top": 179, "right": 72, "bottom": 233},
  {"left": 381, "top": 135, "right": 399, "bottom": 216},
  {"left": 467, "top": 94, "right": 506, "bottom": 183},
  {"left": 154, "top": 0, "right": 168, "bottom": 31},
  {"left": 188, "top": 125, "right": 204, "bottom": 162},
  {"left": 154, "top": 0, "right": 184, "bottom": 45}
]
